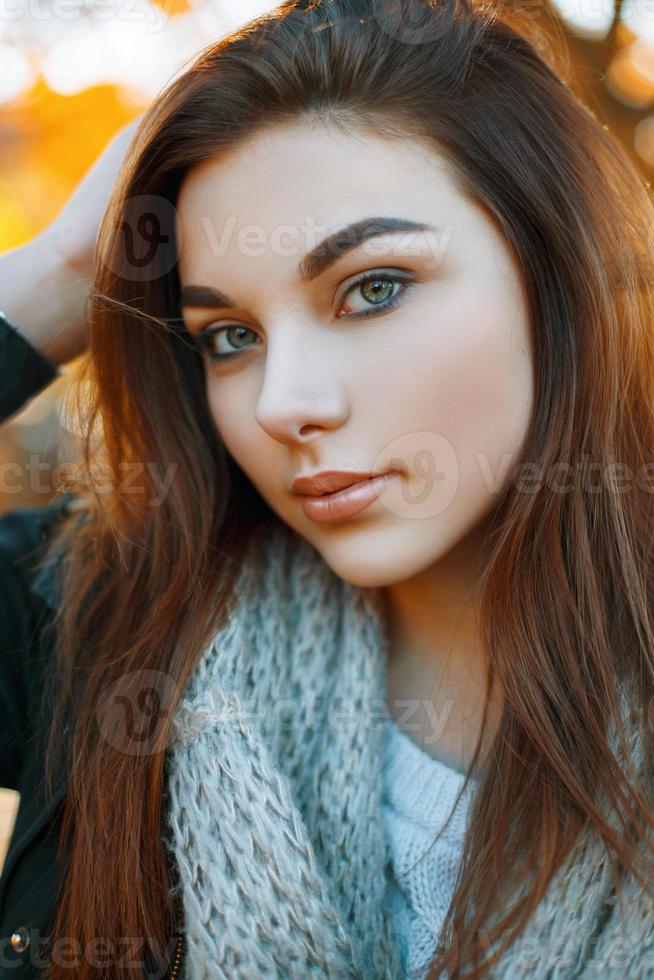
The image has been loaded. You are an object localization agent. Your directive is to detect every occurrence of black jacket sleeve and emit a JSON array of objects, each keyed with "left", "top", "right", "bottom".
[
  {"left": 0, "top": 310, "right": 69, "bottom": 790},
  {"left": 0, "top": 311, "right": 61, "bottom": 424}
]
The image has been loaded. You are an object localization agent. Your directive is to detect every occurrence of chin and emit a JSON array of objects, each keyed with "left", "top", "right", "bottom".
[
  {"left": 307, "top": 530, "right": 424, "bottom": 590},
  {"left": 331, "top": 564, "right": 400, "bottom": 590}
]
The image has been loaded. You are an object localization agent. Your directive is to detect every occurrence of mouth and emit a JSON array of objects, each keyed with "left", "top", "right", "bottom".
[
  {"left": 314, "top": 476, "right": 377, "bottom": 495},
  {"left": 291, "top": 468, "right": 399, "bottom": 497},
  {"left": 297, "top": 470, "right": 400, "bottom": 524}
]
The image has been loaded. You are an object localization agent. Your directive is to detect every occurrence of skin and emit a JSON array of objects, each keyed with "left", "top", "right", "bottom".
[
  {"left": 176, "top": 119, "right": 535, "bottom": 774},
  {"left": 1, "top": 118, "right": 143, "bottom": 366}
]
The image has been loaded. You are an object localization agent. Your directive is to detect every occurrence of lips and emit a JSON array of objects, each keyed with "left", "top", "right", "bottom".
[
  {"left": 297, "top": 471, "right": 399, "bottom": 524},
  {"left": 291, "top": 470, "right": 387, "bottom": 497}
]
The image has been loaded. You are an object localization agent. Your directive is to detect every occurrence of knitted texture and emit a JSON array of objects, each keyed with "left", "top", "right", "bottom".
[
  {"left": 161, "top": 519, "right": 654, "bottom": 979},
  {"left": 162, "top": 520, "right": 405, "bottom": 979},
  {"left": 381, "top": 719, "right": 474, "bottom": 980}
]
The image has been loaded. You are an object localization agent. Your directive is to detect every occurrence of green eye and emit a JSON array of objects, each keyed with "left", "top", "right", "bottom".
[
  {"left": 195, "top": 324, "right": 260, "bottom": 361},
  {"left": 340, "top": 272, "right": 408, "bottom": 316},
  {"left": 217, "top": 326, "right": 256, "bottom": 352}
]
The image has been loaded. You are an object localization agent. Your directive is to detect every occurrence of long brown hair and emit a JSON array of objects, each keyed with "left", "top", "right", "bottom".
[{"left": 38, "top": 0, "right": 654, "bottom": 976}]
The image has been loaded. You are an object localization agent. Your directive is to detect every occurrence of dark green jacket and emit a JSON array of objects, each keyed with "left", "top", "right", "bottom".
[{"left": 0, "top": 315, "right": 178, "bottom": 978}]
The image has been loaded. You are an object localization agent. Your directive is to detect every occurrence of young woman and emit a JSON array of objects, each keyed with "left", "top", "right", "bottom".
[{"left": 1, "top": 0, "right": 654, "bottom": 977}]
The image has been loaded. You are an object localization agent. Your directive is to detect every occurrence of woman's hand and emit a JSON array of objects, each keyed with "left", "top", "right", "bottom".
[{"left": 0, "top": 115, "right": 145, "bottom": 366}]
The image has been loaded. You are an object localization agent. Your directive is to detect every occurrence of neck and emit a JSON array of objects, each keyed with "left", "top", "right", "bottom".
[{"left": 381, "top": 517, "right": 503, "bottom": 774}]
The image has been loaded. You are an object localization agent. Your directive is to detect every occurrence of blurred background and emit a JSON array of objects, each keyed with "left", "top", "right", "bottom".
[{"left": 0, "top": 0, "right": 653, "bottom": 863}]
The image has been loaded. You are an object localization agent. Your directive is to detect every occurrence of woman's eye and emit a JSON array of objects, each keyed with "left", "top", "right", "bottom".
[
  {"left": 198, "top": 325, "right": 259, "bottom": 361},
  {"left": 195, "top": 271, "right": 413, "bottom": 362},
  {"left": 338, "top": 271, "right": 411, "bottom": 318}
]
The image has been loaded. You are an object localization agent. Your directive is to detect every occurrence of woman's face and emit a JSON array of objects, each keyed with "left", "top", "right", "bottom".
[{"left": 176, "top": 121, "right": 534, "bottom": 588}]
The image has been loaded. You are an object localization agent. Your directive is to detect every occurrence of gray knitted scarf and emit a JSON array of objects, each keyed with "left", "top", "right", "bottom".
[{"left": 161, "top": 520, "right": 654, "bottom": 979}]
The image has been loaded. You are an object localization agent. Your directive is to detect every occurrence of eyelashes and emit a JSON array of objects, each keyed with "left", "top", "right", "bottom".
[
  {"left": 339, "top": 270, "right": 412, "bottom": 318},
  {"left": 193, "top": 269, "right": 415, "bottom": 363}
]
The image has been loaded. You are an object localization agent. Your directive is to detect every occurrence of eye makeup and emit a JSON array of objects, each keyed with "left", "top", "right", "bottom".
[{"left": 192, "top": 268, "right": 417, "bottom": 363}]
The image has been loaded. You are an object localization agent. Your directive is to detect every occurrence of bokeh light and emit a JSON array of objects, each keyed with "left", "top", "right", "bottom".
[
  {"left": 622, "top": 0, "right": 654, "bottom": 45},
  {"left": 550, "top": 0, "right": 616, "bottom": 40}
]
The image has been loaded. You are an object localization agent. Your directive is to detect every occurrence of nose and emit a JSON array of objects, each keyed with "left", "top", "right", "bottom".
[{"left": 254, "top": 331, "right": 349, "bottom": 445}]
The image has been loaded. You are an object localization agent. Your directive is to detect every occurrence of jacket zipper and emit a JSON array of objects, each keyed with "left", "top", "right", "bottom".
[
  {"left": 168, "top": 932, "right": 184, "bottom": 980},
  {"left": 168, "top": 893, "right": 185, "bottom": 980}
]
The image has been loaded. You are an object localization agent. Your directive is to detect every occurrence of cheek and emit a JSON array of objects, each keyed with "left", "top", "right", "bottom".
[
  {"left": 380, "top": 296, "right": 532, "bottom": 435},
  {"left": 435, "top": 316, "right": 533, "bottom": 466},
  {"left": 206, "top": 376, "right": 306, "bottom": 531},
  {"left": 379, "top": 294, "right": 533, "bottom": 519},
  {"left": 206, "top": 379, "right": 263, "bottom": 478}
]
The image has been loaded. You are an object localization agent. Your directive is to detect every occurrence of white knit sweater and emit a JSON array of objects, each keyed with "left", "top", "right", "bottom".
[{"left": 382, "top": 719, "right": 475, "bottom": 980}]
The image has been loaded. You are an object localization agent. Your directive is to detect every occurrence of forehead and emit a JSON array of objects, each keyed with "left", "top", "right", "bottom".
[{"left": 175, "top": 122, "right": 462, "bottom": 271}]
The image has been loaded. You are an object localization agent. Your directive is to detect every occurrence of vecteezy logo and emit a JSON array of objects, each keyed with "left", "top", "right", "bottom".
[
  {"left": 373, "top": 431, "right": 459, "bottom": 520},
  {"left": 97, "top": 668, "right": 179, "bottom": 756},
  {"left": 104, "top": 195, "right": 179, "bottom": 282},
  {"left": 371, "top": 0, "right": 456, "bottom": 46}
]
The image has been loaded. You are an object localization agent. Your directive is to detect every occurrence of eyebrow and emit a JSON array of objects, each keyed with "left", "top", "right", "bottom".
[{"left": 180, "top": 216, "right": 438, "bottom": 311}]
